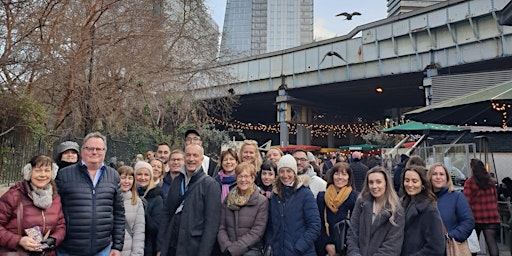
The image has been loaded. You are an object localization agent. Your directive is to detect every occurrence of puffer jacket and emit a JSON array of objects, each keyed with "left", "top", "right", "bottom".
[
  {"left": 217, "top": 188, "right": 269, "bottom": 255},
  {"left": 121, "top": 191, "right": 145, "bottom": 256},
  {"left": 0, "top": 180, "right": 66, "bottom": 256},
  {"left": 266, "top": 184, "right": 320, "bottom": 256},
  {"left": 55, "top": 163, "right": 125, "bottom": 255},
  {"left": 137, "top": 186, "right": 163, "bottom": 256}
]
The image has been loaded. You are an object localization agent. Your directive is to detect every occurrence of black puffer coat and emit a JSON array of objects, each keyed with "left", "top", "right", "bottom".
[{"left": 55, "top": 163, "right": 125, "bottom": 255}]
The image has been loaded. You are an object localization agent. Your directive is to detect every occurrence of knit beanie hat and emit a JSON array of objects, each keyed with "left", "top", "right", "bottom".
[
  {"left": 306, "top": 151, "right": 317, "bottom": 164},
  {"left": 57, "top": 141, "right": 80, "bottom": 154},
  {"left": 134, "top": 161, "right": 153, "bottom": 175},
  {"left": 277, "top": 154, "right": 298, "bottom": 174}
]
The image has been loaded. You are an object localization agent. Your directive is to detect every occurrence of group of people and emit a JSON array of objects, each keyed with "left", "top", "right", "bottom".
[{"left": 0, "top": 129, "right": 505, "bottom": 256}]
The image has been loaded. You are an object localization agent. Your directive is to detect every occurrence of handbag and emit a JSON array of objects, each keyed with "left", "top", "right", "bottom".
[
  {"left": 442, "top": 222, "right": 471, "bottom": 256},
  {"left": 328, "top": 209, "right": 351, "bottom": 255},
  {"left": 466, "top": 229, "right": 480, "bottom": 253}
]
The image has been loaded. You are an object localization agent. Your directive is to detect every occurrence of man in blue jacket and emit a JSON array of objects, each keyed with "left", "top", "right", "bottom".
[{"left": 56, "top": 132, "right": 125, "bottom": 256}]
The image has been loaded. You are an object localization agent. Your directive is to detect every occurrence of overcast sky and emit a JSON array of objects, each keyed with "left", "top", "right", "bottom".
[{"left": 205, "top": 0, "right": 389, "bottom": 40}]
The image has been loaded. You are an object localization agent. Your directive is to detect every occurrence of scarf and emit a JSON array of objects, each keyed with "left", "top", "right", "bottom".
[
  {"left": 325, "top": 184, "right": 352, "bottom": 214},
  {"left": 226, "top": 184, "right": 256, "bottom": 210},
  {"left": 30, "top": 183, "right": 53, "bottom": 209},
  {"left": 218, "top": 170, "right": 236, "bottom": 202},
  {"left": 259, "top": 184, "right": 272, "bottom": 199}
]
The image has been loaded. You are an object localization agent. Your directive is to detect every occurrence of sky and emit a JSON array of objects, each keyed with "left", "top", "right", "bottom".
[{"left": 205, "top": 0, "right": 389, "bottom": 41}]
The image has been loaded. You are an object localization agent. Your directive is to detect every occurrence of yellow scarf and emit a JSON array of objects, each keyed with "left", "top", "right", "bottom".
[{"left": 325, "top": 184, "right": 352, "bottom": 214}]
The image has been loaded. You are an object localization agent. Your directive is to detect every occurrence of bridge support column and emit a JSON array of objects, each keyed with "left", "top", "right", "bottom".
[
  {"left": 276, "top": 86, "right": 290, "bottom": 147},
  {"left": 327, "top": 130, "right": 334, "bottom": 148}
]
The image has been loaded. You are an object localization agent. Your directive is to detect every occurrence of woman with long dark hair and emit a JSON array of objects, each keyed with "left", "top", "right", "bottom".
[
  {"left": 464, "top": 159, "right": 500, "bottom": 256},
  {"left": 317, "top": 162, "right": 359, "bottom": 256},
  {"left": 401, "top": 165, "right": 445, "bottom": 256}
]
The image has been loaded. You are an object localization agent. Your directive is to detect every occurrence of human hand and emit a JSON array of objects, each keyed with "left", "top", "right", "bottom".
[
  {"left": 326, "top": 244, "right": 336, "bottom": 256},
  {"left": 109, "top": 249, "right": 121, "bottom": 256},
  {"left": 19, "top": 236, "right": 43, "bottom": 252}
]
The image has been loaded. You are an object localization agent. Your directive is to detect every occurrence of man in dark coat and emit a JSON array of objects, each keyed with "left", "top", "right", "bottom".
[
  {"left": 350, "top": 151, "right": 369, "bottom": 192},
  {"left": 183, "top": 129, "right": 217, "bottom": 176},
  {"left": 392, "top": 154, "right": 409, "bottom": 193},
  {"left": 157, "top": 144, "right": 221, "bottom": 256},
  {"left": 55, "top": 132, "right": 125, "bottom": 256}
]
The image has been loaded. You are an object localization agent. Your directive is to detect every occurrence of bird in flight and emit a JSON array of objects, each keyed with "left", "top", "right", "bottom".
[
  {"left": 319, "top": 51, "right": 346, "bottom": 66},
  {"left": 336, "top": 12, "right": 362, "bottom": 20}
]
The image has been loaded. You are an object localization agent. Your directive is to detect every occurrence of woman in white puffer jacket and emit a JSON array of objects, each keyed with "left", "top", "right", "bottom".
[{"left": 117, "top": 165, "right": 145, "bottom": 256}]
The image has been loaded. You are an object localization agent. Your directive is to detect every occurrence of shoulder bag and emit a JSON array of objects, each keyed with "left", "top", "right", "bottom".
[
  {"left": 330, "top": 209, "right": 351, "bottom": 255},
  {"left": 442, "top": 222, "right": 471, "bottom": 256}
]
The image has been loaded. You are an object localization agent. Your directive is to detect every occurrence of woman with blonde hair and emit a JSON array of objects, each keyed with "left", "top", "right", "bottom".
[
  {"left": 266, "top": 148, "right": 284, "bottom": 164},
  {"left": 135, "top": 161, "right": 163, "bottom": 256},
  {"left": 428, "top": 163, "right": 474, "bottom": 247},
  {"left": 347, "top": 166, "right": 404, "bottom": 255},
  {"left": 238, "top": 140, "right": 263, "bottom": 171},
  {"left": 117, "top": 165, "right": 145, "bottom": 256},
  {"left": 217, "top": 162, "right": 269, "bottom": 255}
]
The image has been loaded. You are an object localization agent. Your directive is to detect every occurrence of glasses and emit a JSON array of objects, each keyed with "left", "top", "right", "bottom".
[
  {"left": 237, "top": 175, "right": 252, "bottom": 180},
  {"left": 185, "top": 137, "right": 201, "bottom": 142},
  {"left": 169, "top": 158, "right": 184, "bottom": 162},
  {"left": 83, "top": 147, "right": 105, "bottom": 152},
  {"left": 294, "top": 157, "right": 308, "bottom": 162}
]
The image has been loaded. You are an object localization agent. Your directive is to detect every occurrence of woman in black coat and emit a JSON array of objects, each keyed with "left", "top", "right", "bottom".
[{"left": 400, "top": 165, "right": 445, "bottom": 256}]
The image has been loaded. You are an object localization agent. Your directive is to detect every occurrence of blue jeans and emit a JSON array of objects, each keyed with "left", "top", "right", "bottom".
[{"left": 57, "top": 244, "right": 111, "bottom": 256}]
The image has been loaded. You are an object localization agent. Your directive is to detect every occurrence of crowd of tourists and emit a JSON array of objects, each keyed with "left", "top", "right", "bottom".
[{"left": 0, "top": 129, "right": 504, "bottom": 256}]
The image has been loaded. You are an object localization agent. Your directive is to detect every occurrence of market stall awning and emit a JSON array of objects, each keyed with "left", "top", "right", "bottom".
[
  {"left": 381, "top": 121, "right": 469, "bottom": 134},
  {"left": 339, "top": 144, "right": 380, "bottom": 151},
  {"left": 405, "top": 79, "right": 512, "bottom": 128}
]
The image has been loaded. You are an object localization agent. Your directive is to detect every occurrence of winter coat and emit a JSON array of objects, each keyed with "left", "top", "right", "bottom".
[
  {"left": 266, "top": 184, "right": 321, "bottom": 256},
  {"left": 0, "top": 181, "right": 66, "bottom": 256},
  {"left": 463, "top": 177, "right": 500, "bottom": 224},
  {"left": 121, "top": 191, "right": 145, "bottom": 256},
  {"left": 137, "top": 186, "right": 163, "bottom": 256},
  {"left": 157, "top": 168, "right": 221, "bottom": 256},
  {"left": 435, "top": 187, "right": 474, "bottom": 242},
  {"left": 316, "top": 190, "right": 358, "bottom": 256},
  {"left": 346, "top": 196, "right": 404, "bottom": 256},
  {"left": 350, "top": 161, "right": 369, "bottom": 192},
  {"left": 55, "top": 163, "right": 125, "bottom": 255},
  {"left": 161, "top": 172, "right": 172, "bottom": 202},
  {"left": 217, "top": 189, "right": 269, "bottom": 256},
  {"left": 401, "top": 197, "right": 445, "bottom": 256}
]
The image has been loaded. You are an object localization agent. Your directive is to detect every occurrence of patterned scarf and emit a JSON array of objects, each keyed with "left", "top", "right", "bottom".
[
  {"left": 325, "top": 184, "right": 352, "bottom": 214},
  {"left": 219, "top": 170, "right": 236, "bottom": 201},
  {"left": 30, "top": 183, "right": 53, "bottom": 209},
  {"left": 226, "top": 183, "right": 256, "bottom": 210}
]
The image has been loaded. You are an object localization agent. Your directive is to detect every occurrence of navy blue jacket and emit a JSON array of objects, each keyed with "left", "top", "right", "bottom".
[
  {"left": 316, "top": 189, "right": 358, "bottom": 256},
  {"left": 55, "top": 163, "right": 125, "bottom": 255},
  {"left": 436, "top": 187, "right": 474, "bottom": 242},
  {"left": 266, "top": 185, "right": 320, "bottom": 256},
  {"left": 138, "top": 186, "right": 163, "bottom": 256}
]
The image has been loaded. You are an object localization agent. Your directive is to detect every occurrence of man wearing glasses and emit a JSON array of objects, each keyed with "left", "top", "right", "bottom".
[
  {"left": 55, "top": 132, "right": 125, "bottom": 256},
  {"left": 292, "top": 149, "right": 326, "bottom": 198},
  {"left": 183, "top": 129, "right": 217, "bottom": 176}
]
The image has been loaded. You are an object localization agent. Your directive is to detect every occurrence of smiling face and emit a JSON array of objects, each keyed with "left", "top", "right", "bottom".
[
  {"left": 120, "top": 173, "right": 134, "bottom": 192},
  {"left": 156, "top": 145, "right": 170, "bottom": 163},
  {"left": 404, "top": 170, "right": 422, "bottom": 196},
  {"left": 261, "top": 169, "right": 276, "bottom": 186},
  {"left": 368, "top": 172, "right": 386, "bottom": 200},
  {"left": 30, "top": 164, "right": 52, "bottom": 189},
  {"left": 236, "top": 167, "right": 255, "bottom": 194},
  {"left": 292, "top": 151, "right": 310, "bottom": 172},
  {"left": 150, "top": 159, "right": 163, "bottom": 181},
  {"left": 333, "top": 169, "right": 349, "bottom": 190},
  {"left": 221, "top": 153, "right": 238, "bottom": 175},
  {"left": 184, "top": 144, "right": 204, "bottom": 175},
  {"left": 279, "top": 167, "right": 296, "bottom": 186},
  {"left": 168, "top": 152, "right": 185, "bottom": 174},
  {"left": 430, "top": 166, "right": 448, "bottom": 192},
  {"left": 136, "top": 168, "right": 152, "bottom": 187},
  {"left": 80, "top": 137, "right": 106, "bottom": 168},
  {"left": 61, "top": 149, "right": 78, "bottom": 163},
  {"left": 266, "top": 149, "right": 282, "bottom": 164},
  {"left": 241, "top": 145, "right": 256, "bottom": 164}
]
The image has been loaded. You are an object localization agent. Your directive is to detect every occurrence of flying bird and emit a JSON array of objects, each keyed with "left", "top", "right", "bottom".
[
  {"left": 319, "top": 51, "right": 346, "bottom": 66},
  {"left": 336, "top": 12, "right": 362, "bottom": 20}
]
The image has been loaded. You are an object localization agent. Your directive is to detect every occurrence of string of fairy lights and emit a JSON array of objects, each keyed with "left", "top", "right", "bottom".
[
  {"left": 211, "top": 117, "right": 382, "bottom": 138},
  {"left": 491, "top": 102, "right": 511, "bottom": 129}
]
